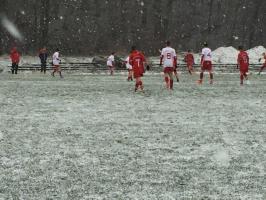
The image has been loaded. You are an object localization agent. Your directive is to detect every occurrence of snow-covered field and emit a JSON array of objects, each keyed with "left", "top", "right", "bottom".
[{"left": 0, "top": 72, "right": 266, "bottom": 200}]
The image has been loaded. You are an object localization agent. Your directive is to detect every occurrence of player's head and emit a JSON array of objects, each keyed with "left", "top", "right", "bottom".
[
  {"left": 188, "top": 49, "right": 192, "bottom": 53},
  {"left": 238, "top": 46, "right": 244, "bottom": 51},
  {"left": 111, "top": 52, "right": 115, "bottom": 55},
  {"left": 203, "top": 42, "right": 208, "bottom": 47},
  {"left": 166, "top": 41, "right": 171, "bottom": 46},
  {"left": 131, "top": 45, "right": 136, "bottom": 52},
  {"left": 262, "top": 52, "right": 266, "bottom": 56}
]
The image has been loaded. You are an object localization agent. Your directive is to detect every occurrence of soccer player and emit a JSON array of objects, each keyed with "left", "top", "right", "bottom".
[
  {"left": 184, "top": 49, "right": 194, "bottom": 75},
  {"left": 258, "top": 52, "right": 266, "bottom": 75},
  {"left": 107, "top": 52, "right": 115, "bottom": 75},
  {"left": 125, "top": 56, "right": 133, "bottom": 81},
  {"left": 51, "top": 48, "right": 63, "bottom": 78},
  {"left": 39, "top": 47, "right": 48, "bottom": 74},
  {"left": 10, "top": 47, "right": 20, "bottom": 74},
  {"left": 237, "top": 46, "right": 250, "bottom": 85},
  {"left": 160, "top": 41, "right": 177, "bottom": 90},
  {"left": 129, "top": 46, "right": 146, "bottom": 92},
  {"left": 198, "top": 42, "right": 213, "bottom": 84}
]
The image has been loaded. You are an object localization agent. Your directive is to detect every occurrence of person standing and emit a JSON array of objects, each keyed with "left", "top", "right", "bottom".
[
  {"left": 198, "top": 42, "right": 213, "bottom": 84},
  {"left": 10, "top": 47, "right": 20, "bottom": 74},
  {"left": 160, "top": 41, "right": 177, "bottom": 90},
  {"left": 125, "top": 56, "right": 133, "bottom": 81},
  {"left": 237, "top": 46, "right": 250, "bottom": 85},
  {"left": 258, "top": 52, "right": 266, "bottom": 75},
  {"left": 51, "top": 48, "right": 63, "bottom": 78},
  {"left": 184, "top": 49, "right": 194, "bottom": 75},
  {"left": 129, "top": 46, "right": 146, "bottom": 92},
  {"left": 107, "top": 52, "right": 115, "bottom": 75},
  {"left": 39, "top": 48, "right": 48, "bottom": 74}
]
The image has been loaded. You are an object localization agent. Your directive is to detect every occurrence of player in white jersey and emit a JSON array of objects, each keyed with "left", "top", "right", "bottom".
[
  {"left": 51, "top": 48, "right": 63, "bottom": 78},
  {"left": 160, "top": 41, "right": 178, "bottom": 90},
  {"left": 198, "top": 42, "right": 213, "bottom": 84},
  {"left": 107, "top": 52, "right": 115, "bottom": 75},
  {"left": 125, "top": 56, "right": 133, "bottom": 81}
]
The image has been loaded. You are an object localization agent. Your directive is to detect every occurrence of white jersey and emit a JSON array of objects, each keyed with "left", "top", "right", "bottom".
[
  {"left": 201, "top": 47, "right": 212, "bottom": 62},
  {"left": 52, "top": 52, "right": 60, "bottom": 65},
  {"left": 161, "top": 47, "right": 177, "bottom": 68},
  {"left": 107, "top": 55, "right": 114, "bottom": 66},
  {"left": 125, "top": 56, "right": 132, "bottom": 70}
]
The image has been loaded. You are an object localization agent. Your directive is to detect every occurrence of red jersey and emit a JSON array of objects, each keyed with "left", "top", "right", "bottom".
[
  {"left": 185, "top": 53, "right": 194, "bottom": 65},
  {"left": 10, "top": 48, "right": 20, "bottom": 63},
  {"left": 238, "top": 51, "right": 249, "bottom": 69},
  {"left": 129, "top": 50, "right": 146, "bottom": 78}
]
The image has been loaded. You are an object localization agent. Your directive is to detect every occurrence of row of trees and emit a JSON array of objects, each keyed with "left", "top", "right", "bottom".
[{"left": 1, "top": 0, "right": 266, "bottom": 55}]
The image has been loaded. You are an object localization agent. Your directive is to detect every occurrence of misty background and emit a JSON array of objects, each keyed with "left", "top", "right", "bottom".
[{"left": 0, "top": 0, "right": 265, "bottom": 55}]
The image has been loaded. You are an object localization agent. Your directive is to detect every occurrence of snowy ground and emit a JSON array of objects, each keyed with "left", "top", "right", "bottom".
[{"left": 0, "top": 72, "right": 266, "bottom": 200}]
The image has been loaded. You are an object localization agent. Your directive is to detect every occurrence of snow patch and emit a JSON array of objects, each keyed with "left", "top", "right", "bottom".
[
  {"left": 212, "top": 149, "right": 231, "bottom": 167},
  {"left": 212, "top": 46, "right": 238, "bottom": 64},
  {"left": 247, "top": 46, "right": 266, "bottom": 64}
]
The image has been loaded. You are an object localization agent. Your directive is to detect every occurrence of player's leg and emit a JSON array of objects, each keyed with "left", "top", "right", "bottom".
[
  {"left": 130, "top": 70, "right": 133, "bottom": 81},
  {"left": 164, "top": 73, "right": 170, "bottom": 89},
  {"left": 258, "top": 65, "right": 266, "bottom": 75},
  {"left": 58, "top": 66, "right": 63, "bottom": 78},
  {"left": 15, "top": 63, "right": 18, "bottom": 74},
  {"left": 44, "top": 63, "right": 47, "bottom": 74},
  {"left": 209, "top": 70, "right": 214, "bottom": 84},
  {"left": 51, "top": 65, "right": 56, "bottom": 76},
  {"left": 174, "top": 68, "right": 179, "bottom": 82},
  {"left": 198, "top": 69, "right": 204, "bottom": 84},
  {"left": 135, "top": 77, "right": 143, "bottom": 91},
  {"left": 187, "top": 64, "right": 192, "bottom": 75},
  {"left": 109, "top": 66, "right": 114, "bottom": 75},
  {"left": 11, "top": 63, "right": 15, "bottom": 74},
  {"left": 169, "top": 72, "right": 174, "bottom": 90},
  {"left": 240, "top": 71, "right": 244, "bottom": 85}
]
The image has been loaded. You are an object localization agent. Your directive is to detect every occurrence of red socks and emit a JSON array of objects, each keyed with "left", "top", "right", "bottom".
[
  {"left": 170, "top": 79, "right": 173, "bottom": 89},
  {"left": 200, "top": 72, "right": 204, "bottom": 80}
]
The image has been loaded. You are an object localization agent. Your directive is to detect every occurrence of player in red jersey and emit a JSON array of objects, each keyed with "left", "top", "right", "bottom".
[
  {"left": 198, "top": 42, "right": 213, "bottom": 84},
  {"left": 258, "top": 52, "right": 266, "bottom": 75},
  {"left": 237, "top": 46, "right": 250, "bottom": 85},
  {"left": 160, "top": 41, "right": 178, "bottom": 90},
  {"left": 184, "top": 49, "right": 194, "bottom": 75},
  {"left": 129, "top": 46, "right": 146, "bottom": 92},
  {"left": 10, "top": 47, "right": 20, "bottom": 74}
]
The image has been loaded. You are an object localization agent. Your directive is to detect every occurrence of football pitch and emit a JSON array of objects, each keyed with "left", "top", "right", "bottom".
[{"left": 0, "top": 72, "right": 265, "bottom": 200}]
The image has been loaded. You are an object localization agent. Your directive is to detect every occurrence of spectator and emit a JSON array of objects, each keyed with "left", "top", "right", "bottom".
[
  {"left": 10, "top": 47, "right": 20, "bottom": 74},
  {"left": 39, "top": 47, "right": 48, "bottom": 74}
]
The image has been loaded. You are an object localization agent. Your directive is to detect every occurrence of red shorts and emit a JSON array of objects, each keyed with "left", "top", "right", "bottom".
[
  {"left": 240, "top": 66, "right": 249, "bottom": 74},
  {"left": 201, "top": 61, "right": 212, "bottom": 71},
  {"left": 53, "top": 65, "right": 61, "bottom": 72},
  {"left": 133, "top": 66, "right": 144, "bottom": 78},
  {"left": 164, "top": 67, "right": 174, "bottom": 74},
  {"left": 187, "top": 62, "right": 193, "bottom": 66}
]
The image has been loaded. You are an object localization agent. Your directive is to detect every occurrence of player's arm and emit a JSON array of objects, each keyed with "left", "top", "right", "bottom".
[
  {"left": 160, "top": 55, "right": 163, "bottom": 66},
  {"left": 237, "top": 54, "right": 240, "bottom": 69},
  {"left": 174, "top": 56, "right": 177, "bottom": 68},
  {"left": 200, "top": 55, "right": 204, "bottom": 66}
]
